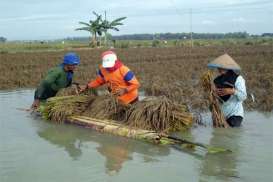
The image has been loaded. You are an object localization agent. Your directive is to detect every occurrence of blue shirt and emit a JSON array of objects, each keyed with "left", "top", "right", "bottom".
[{"left": 220, "top": 75, "right": 247, "bottom": 119}]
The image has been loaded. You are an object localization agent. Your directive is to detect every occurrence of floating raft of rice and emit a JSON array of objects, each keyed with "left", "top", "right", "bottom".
[
  {"left": 38, "top": 93, "right": 231, "bottom": 153},
  {"left": 39, "top": 93, "right": 194, "bottom": 145}
]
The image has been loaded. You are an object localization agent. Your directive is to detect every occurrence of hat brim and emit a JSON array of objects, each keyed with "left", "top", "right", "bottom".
[{"left": 207, "top": 63, "right": 241, "bottom": 71}]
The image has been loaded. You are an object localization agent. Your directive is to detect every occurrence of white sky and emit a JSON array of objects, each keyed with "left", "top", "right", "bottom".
[{"left": 0, "top": 0, "right": 272, "bottom": 40}]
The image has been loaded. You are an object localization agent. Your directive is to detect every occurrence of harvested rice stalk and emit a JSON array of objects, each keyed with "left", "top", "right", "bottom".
[
  {"left": 201, "top": 71, "right": 229, "bottom": 128},
  {"left": 124, "top": 96, "right": 193, "bottom": 133},
  {"left": 42, "top": 95, "right": 95, "bottom": 123},
  {"left": 56, "top": 86, "right": 79, "bottom": 96},
  {"left": 56, "top": 86, "right": 98, "bottom": 97},
  {"left": 83, "top": 94, "right": 128, "bottom": 120}
]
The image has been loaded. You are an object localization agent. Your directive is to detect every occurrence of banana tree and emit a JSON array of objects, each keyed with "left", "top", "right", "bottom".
[
  {"left": 75, "top": 12, "right": 103, "bottom": 47},
  {"left": 101, "top": 15, "right": 127, "bottom": 46}
]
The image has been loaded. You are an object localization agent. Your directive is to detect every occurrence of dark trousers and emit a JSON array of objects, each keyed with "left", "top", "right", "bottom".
[{"left": 227, "top": 116, "right": 243, "bottom": 127}]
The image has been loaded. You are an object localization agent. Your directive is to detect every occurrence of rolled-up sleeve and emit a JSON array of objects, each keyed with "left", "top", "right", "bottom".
[{"left": 234, "top": 76, "right": 247, "bottom": 101}]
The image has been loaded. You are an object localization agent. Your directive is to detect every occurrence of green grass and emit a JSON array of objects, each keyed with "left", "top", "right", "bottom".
[
  {"left": 0, "top": 41, "right": 88, "bottom": 53},
  {"left": 1, "top": 38, "right": 272, "bottom": 53},
  {"left": 113, "top": 38, "right": 273, "bottom": 48}
]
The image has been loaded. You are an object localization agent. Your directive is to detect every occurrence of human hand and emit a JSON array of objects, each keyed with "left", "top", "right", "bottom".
[
  {"left": 113, "top": 88, "right": 128, "bottom": 96},
  {"left": 31, "top": 99, "right": 40, "bottom": 109},
  {"left": 216, "top": 88, "right": 235, "bottom": 96},
  {"left": 79, "top": 85, "right": 88, "bottom": 93}
]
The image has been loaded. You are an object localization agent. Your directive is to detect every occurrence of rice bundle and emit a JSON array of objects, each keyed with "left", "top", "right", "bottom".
[
  {"left": 41, "top": 93, "right": 193, "bottom": 132},
  {"left": 42, "top": 94, "right": 127, "bottom": 123},
  {"left": 83, "top": 94, "right": 128, "bottom": 120},
  {"left": 124, "top": 96, "right": 193, "bottom": 133},
  {"left": 56, "top": 86, "right": 79, "bottom": 96},
  {"left": 42, "top": 95, "right": 94, "bottom": 123},
  {"left": 201, "top": 71, "right": 229, "bottom": 128},
  {"left": 56, "top": 86, "right": 98, "bottom": 97}
]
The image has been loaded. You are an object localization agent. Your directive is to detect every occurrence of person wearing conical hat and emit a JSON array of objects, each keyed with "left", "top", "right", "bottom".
[
  {"left": 80, "top": 50, "right": 140, "bottom": 105},
  {"left": 208, "top": 54, "right": 247, "bottom": 127}
]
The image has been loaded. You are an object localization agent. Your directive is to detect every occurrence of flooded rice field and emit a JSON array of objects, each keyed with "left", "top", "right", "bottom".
[{"left": 0, "top": 90, "right": 272, "bottom": 182}]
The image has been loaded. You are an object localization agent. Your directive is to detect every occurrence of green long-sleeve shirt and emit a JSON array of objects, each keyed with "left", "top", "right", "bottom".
[{"left": 34, "top": 66, "right": 72, "bottom": 100}]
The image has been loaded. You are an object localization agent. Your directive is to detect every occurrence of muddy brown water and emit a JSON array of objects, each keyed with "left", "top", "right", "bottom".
[{"left": 0, "top": 90, "right": 272, "bottom": 182}]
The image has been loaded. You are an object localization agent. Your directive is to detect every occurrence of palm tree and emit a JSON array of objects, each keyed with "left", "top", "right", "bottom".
[{"left": 75, "top": 12, "right": 103, "bottom": 47}]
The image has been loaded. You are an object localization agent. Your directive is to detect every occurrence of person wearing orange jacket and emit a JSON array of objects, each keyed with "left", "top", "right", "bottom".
[{"left": 81, "top": 51, "right": 140, "bottom": 105}]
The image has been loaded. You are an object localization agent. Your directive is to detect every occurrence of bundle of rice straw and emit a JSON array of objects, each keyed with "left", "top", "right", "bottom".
[
  {"left": 56, "top": 86, "right": 79, "bottom": 96},
  {"left": 56, "top": 86, "right": 98, "bottom": 97},
  {"left": 42, "top": 94, "right": 127, "bottom": 123},
  {"left": 42, "top": 87, "right": 194, "bottom": 133},
  {"left": 201, "top": 71, "right": 229, "bottom": 128},
  {"left": 83, "top": 94, "right": 128, "bottom": 120},
  {"left": 42, "top": 95, "right": 94, "bottom": 123},
  {"left": 124, "top": 96, "right": 193, "bottom": 133}
]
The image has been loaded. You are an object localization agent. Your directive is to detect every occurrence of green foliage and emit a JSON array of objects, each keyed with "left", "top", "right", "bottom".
[
  {"left": 114, "top": 41, "right": 130, "bottom": 48},
  {"left": 152, "top": 40, "right": 160, "bottom": 47},
  {"left": 101, "top": 16, "right": 126, "bottom": 32},
  {"left": 76, "top": 11, "right": 126, "bottom": 47},
  {"left": 113, "top": 32, "right": 251, "bottom": 40},
  {"left": 0, "top": 37, "right": 7, "bottom": 43}
]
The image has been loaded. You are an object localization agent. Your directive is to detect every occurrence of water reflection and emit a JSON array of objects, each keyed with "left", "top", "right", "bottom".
[
  {"left": 95, "top": 138, "right": 132, "bottom": 175},
  {"left": 199, "top": 128, "right": 242, "bottom": 181},
  {"left": 35, "top": 121, "right": 170, "bottom": 175},
  {"left": 37, "top": 125, "right": 83, "bottom": 160}
]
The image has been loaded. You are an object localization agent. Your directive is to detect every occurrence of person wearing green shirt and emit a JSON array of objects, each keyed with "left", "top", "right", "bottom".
[{"left": 31, "top": 52, "right": 80, "bottom": 109}]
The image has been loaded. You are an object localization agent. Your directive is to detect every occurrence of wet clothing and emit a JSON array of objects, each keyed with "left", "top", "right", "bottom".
[
  {"left": 87, "top": 60, "right": 140, "bottom": 104},
  {"left": 34, "top": 66, "right": 73, "bottom": 100},
  {"left": 214, "top": 71, "right": 247, "bottom": 126},
  {"left": 226, "top": 116, "right": 243, "bottom": 127}
]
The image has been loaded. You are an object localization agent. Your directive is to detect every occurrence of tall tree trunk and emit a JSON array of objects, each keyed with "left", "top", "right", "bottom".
[
  {"left": 93, "top": 32, "right": 97, "bottom": 48},
  {"left": 104, "top": 31, "right": 107, "bottom": 47},
  {"left": 90, "top": 32, "right": 97, "bottom": 47},
  {"left": 90, "top": 34, "right": 93, "bottom": 46},
  {"left": 98, "top": 35, "right": 101, "bottom": 47}
]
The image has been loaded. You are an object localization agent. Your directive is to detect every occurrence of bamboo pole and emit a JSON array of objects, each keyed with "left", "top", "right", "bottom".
[
  {"left": 66, "top": 116, "right": 231, "bottom": 153},
  {"left": 67, "top": 116, "right": 172, "bottom": 145}
]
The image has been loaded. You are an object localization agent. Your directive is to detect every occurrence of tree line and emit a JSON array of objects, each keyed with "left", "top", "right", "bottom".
[
  {"left": 113, "top": 32, "right": 250, "bottom": 40},
  {"left": 66, "top": 32, "right": 273, "bottom": 42},
  {"left": 0, "top": 37, "right": 7, "bottom": 42}
]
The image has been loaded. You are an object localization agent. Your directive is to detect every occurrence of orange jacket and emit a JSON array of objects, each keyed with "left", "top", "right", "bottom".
[{"left": 88, "top": 60, "right": 140, "bottom": 104}]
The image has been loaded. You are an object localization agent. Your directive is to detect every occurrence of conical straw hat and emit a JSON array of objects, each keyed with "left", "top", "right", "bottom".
[{"left": 207, "top": 54, "right": 241, "bottom": 71}]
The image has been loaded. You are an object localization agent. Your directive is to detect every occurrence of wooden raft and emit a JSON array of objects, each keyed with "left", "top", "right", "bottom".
[{"left": 66, "top": 116, "right": 173, "bottom": 145}]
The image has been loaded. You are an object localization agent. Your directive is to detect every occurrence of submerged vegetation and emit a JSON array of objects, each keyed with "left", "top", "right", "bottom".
[{"left": 0, "top": 44, "right": 272, "bottom": 112}]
